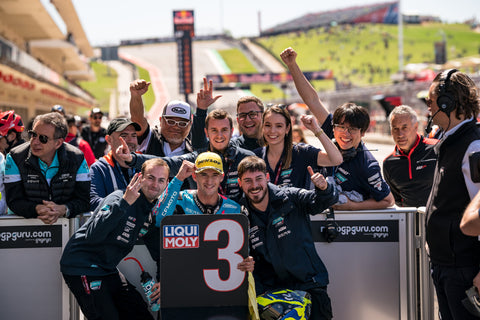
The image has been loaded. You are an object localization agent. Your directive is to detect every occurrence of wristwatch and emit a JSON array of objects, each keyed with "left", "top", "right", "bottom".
[{"left": 64, "top": 206, "right": 70, "bottom": 218}]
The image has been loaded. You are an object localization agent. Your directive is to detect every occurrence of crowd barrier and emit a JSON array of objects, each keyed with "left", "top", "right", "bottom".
[{"left": 0, "top": 207, "right": 435, "bottom": 320}]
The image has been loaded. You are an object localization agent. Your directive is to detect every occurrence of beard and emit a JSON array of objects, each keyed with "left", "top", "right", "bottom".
[{"left": 247, "top": 187, "right": 267, "bottom": 204}]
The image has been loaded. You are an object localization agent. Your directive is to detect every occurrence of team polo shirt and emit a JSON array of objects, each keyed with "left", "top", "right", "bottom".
[
  {"left": 5, "top": 152, "right": 90, "bottom": 186},
  {"left": 254, "top": 143, "right": 320, "bottom": 189},
  {"left": 321, "top": 113, "right": 391, "bottom": 201}
]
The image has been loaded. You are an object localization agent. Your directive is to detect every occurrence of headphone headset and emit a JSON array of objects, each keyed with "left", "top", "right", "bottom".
[{"left": 437, "top": 69, "right": 458, "bottom": 115}]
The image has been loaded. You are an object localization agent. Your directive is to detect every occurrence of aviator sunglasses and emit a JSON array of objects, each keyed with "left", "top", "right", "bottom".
[{"left": 28, "top": 130, "right": 57, "bottom": 144}]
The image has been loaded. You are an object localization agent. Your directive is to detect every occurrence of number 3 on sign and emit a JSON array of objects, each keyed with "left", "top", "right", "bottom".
[{"left": 203, "top": 219, "right": 245, "bottom": 292}]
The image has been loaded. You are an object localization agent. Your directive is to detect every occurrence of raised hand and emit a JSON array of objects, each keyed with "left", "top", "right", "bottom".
[
  {"left": 176, "top": 160, "right": 195, "bottom": 181},
  {"left": 300, "top": 114, "right": 321, "bottom": 133},
  {"left": 197, "top": 77, "right": 221, "bottom": 110},
  {"left": 123, "top": 172, "right": 143, "bottom": 205},
  {"left": 308, "top": 166, "right": 327, "bottom": 190},
  {"left": 129, "top": 79, "right": 150, "bottom": 97},
  {"left": 280, "top": 47, "right": 298, "bottom": 66},
  {"left": 115, "top": 136, "right": 133, "bottom": 163}
]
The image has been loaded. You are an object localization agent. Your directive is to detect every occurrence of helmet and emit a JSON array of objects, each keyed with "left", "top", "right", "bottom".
[
  {"left": 51, "top": 104, "right": 65, "bottom": 115},
  {"left": 257, "top": 289, "right": 312, "bottom": 320},
  {"left": 0, "top": 110, "right": 25, "bottom": 137}
]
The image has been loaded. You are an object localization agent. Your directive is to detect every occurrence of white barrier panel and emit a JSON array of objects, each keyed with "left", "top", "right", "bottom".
[
  {"left": 0, "top": 216, "right": 70, "bottom": 320},
  {"left": 311, "top": 208, "right": 418, "bottom": 320}
]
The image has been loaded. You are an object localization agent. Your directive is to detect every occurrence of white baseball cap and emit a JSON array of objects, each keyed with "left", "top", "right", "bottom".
[{"left": 162, "top": 100, "right": 192, "bottom": 120}]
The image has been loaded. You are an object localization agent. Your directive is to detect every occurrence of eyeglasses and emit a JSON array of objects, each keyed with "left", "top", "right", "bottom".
[
  {"left": 333, "top": 124, "right": 361, "bottom": 134},
  {"left": 28, "top": 130, "right": 57, "bottom": 144},
  {"left": 164, "top": 118, "right": 190, "bottom": 128},
  {"left": 237, "top": 110, "right": 263, "bottom": 121},
  {"left": 425, "top": 98, "right": 433, "bottom": 108}
]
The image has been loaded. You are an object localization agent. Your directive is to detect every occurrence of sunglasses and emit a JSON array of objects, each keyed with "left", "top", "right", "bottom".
[
  {"left": 91, "top": 115, "right": 102, "bottom": 120},
  {"left": 164, "top": 118, "right": 190, "bottom": 128},
  {"left": 28, "top": 130, "right": 57, "bottom": 144}
]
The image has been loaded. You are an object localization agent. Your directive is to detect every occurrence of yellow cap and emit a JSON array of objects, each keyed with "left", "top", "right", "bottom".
[{"left": 195, "top": 152, "right": 223, "bottom": 174}]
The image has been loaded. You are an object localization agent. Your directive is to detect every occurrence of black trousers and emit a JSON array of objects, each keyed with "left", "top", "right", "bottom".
[
  {"left": 431, "top": 264, "right": 480, "bottom": 320},
  {"left": 62, "top": 272, "right": 154, "bottom": 320},
  {"left": 307, "top": 286, "right": 333, "bottom": 320}
]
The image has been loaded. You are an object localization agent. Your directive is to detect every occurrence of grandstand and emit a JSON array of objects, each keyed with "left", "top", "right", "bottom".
[
  {"left": 0, "top": 0, "right": 95, "bottom": 122},
  {"left": 261, "top": 1, "right": 399, "bottom": 36}
]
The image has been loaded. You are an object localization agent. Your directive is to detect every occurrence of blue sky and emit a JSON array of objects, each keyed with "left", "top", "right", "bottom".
[{"left": 71, "top": 0, "right": 479, "bottom": 46}]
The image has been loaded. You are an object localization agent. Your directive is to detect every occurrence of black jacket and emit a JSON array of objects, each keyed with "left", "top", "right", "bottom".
[
  {"left": 60, "top": 190, "right": 158, "bottom": 276},
  {"left": 238, "top": 182, "right": 338, "bottom": 294},
  {"left": 6, "top": 142, "right": 90, "bottom": 218},
  {"left": 426, "top": 120, "right": 480, "bottom": 266},
  {"left": 383, "top": 134, "right": 437, "bottom": 207}
]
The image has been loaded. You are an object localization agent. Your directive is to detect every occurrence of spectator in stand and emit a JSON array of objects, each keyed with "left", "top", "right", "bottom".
[
  {"left": 424, "top": 69, "right": 480, "bottom": 320},
  {"left": 383, "top": 105, "right": 438, "bottom": 207},
  {"left": 129, "top": 79, "right": 194, "bottom": 156},
  {"left": 280, "top": 47, "right": 394, "bottom": 210},
  {"left": 4, "top": 112, "right": 90, "bottom": 223},
  {"left": 191, "top": 78, "right": 265, "bottom": 152},
  {"left": 253, "top": 105, "right": 342, "bottom": 189},
  {"left": 292, "top": 125, "right": 307, "bottom": 144},
  {"left": 89, "top": 118, "right": 141, "bottom": 211},
  {"left": 65, "top": 115, "right": 96, "bottom": 167},
  {"left": 81, "top": 108, "right": 108, "bottom": 159},
  {"left": 0, "top": 110, "right": 25, "bottom": 155}
]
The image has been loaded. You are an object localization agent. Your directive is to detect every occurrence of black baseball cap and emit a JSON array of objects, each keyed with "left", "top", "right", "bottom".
[{"left": 107, "top": 118, "right": 141, "bottom": 135}]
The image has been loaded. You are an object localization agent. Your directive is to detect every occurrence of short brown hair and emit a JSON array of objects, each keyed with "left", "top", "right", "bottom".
[
  {"left": 205, "top": 109, "right": 233, "bottom": 129},
  {"left": 238, "top": 156, "right": 267, "bottom": 179},
  {"left": 236, "top": 96, "right": 264, "bottom": 113},
  {"left": 141, "top": 158, "right": 170, "bottom": 176}
]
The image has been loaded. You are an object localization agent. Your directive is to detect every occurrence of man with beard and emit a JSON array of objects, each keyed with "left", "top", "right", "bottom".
[
  {"left": 237, "top": 155, "right": 338, "bottom": 320},
  {"left": 424, "top": 69, "right": 480, "bottom": 320},
  {"left": 89, "top": 118, "right": 141, "bottom": 211},
  {"left": 129, "top": 80, "right": 194, "bottom": 156},
  {"left": 280, "top": 47, "right": 394, "bottom": 210}
]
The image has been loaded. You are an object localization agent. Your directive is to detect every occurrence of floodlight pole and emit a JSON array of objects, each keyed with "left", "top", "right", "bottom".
[{"left": 398, "top": 0, "right": 404, "bottom": 72}]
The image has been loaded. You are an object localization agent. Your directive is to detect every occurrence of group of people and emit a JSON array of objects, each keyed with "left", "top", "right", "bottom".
[{"left": 1, "top": 46, "right": 480, "bottom": 320}]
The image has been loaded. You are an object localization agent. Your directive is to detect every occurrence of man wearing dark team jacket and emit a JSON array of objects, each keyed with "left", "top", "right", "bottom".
[
  {"left": 425, "top": 69, "right": 480, "bottom": 320},
  {"left": 383, "top": 105, "right": 438, "bottom": 207},
  {"left": 237, "top": 156, "right": 338, "bottom": 320},
  {"left": 61, "top": 158, "right": 191, "bottom": 320}
]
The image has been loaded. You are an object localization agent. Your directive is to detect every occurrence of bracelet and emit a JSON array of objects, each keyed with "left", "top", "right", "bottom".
[{"left": 314, "top": 129, "right": 324, "bottom": 138}]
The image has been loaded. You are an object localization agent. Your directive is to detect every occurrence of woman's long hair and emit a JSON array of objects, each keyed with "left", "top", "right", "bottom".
[{"left": 262, "top": 105, "right": 293, "bottom": 169}]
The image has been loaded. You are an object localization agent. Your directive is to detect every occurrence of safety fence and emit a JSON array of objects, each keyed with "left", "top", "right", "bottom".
[{"left": 0, "top": 207, "right": 434, "bottom": 320}]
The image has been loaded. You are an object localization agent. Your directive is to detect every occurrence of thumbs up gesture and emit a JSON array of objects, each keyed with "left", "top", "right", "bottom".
[{"left": 308, "top": 166, "right": 327, "bottom": 190}]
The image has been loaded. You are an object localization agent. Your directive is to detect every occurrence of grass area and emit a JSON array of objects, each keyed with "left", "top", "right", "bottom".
[
  {"left": 217, "top": 48, "right": 285, "bottom": 101},
  {"left": 137, "top": 66, "right": 156, "bottom": 112},
  {"left": 256, "top": 23, "right": 480, "bottom": 88},
  {"left": 78, "top": 61, "right": 118, "bottom": 114}
]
